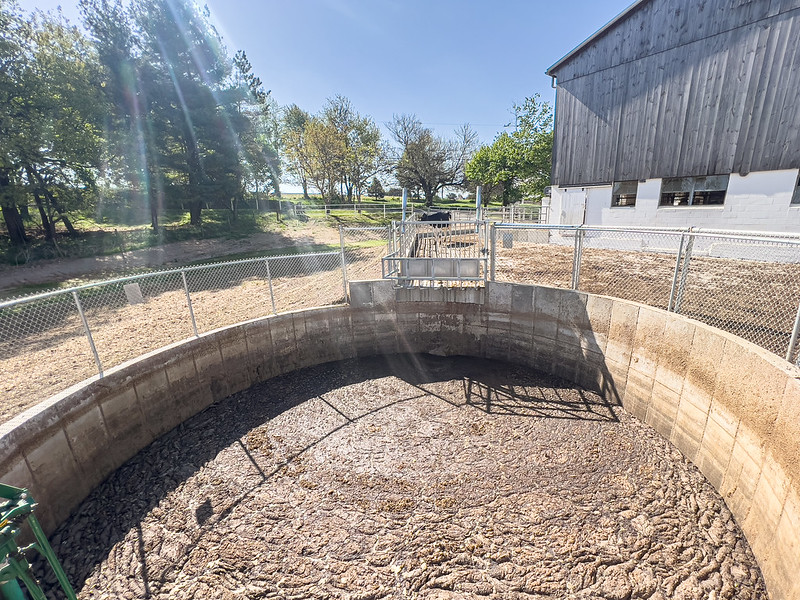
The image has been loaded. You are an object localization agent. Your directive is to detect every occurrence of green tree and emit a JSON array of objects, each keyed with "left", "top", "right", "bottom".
[
  {"left": 82, "top": 0, "right": 278, "bottom": 228},
  {"left": 26, "top": 13, "right": 104, "bottom": 240},
  {"left": 388, "top": 114, "right": 477, "bottom": 206},
  {"left": 292, "top": 96, "right": 386, "bottom": 204},
  {"left": 231, "top": 50, "right": 281, "bottom": 216},
  {"left": 281, "top": 104, "right": 312, "bottom": 200},
  {"left": 0, "top": 0, "right": 30, "bottom": 245},
  {"left": 81, "top": 0, "right": 162, "bottom": 229},
  {"left": 132, "top": 0, "right": 234, "bottom": 225},
  {"left": 322, "top": 95, "right": 387, "bottom": 203},
  {"left": 367, "top": 177, "right": 384, "bottom": 200},
  {"left": 466, "top": 94, "right": 553, "bottom": 206},
  {"left": 304, "top": 116, "right": 345, "bottom": 203},
  {"left": 1, "top": 2, "right": 103, "bottom": 247}
]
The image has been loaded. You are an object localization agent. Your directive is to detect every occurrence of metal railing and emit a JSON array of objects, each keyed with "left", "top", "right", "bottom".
[
  {"left": 410, "top": 204, "right": 547, "bottom": 224},
  {"left": 489, "top": 224, "right": 800, "bottom": 364},
  {"left": 298, "top": 203, "right": 406, "bottom": 218},
  {"left": 297, "top": 202, "right": 548, "bottom": 224},
  {"left": 382, "top": 220, "right": 490, "bottom": 284}
]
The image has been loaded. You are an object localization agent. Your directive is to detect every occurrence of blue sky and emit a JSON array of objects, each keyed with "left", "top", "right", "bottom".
[
  {"left": 15, "top": 0, "right": 633, "bottom": 142},
  {"left": 16, "top": 0, "right": 633, "bottom": 192}
]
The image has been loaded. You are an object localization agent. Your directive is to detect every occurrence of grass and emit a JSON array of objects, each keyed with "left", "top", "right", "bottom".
[
  {"left": 182, "top": 238, "right": 386, "bottom": 268},
  {"left": 1, "top": 192, "right": 484, "bottom": 273},
  {"left": 182, "top": 243, "right": 340, "bottom": 266},
  {"left": 307, "top": 212, "right": 395, "bottom": 227},
  {"left": 0, "top": 203, "right": 394, "bottom": 300},
  {"left": 1, "top": 210, "right": 298, "bottom": 266}
]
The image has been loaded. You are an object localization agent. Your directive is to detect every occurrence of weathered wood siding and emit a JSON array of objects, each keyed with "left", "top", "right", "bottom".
[{"left": 551, "top": 0, "right": 800, "bottom": 186}]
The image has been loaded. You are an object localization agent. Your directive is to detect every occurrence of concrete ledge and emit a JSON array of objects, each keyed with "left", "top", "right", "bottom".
[{"left": 1, "top": 281, "right": 799, "bottom": 599}]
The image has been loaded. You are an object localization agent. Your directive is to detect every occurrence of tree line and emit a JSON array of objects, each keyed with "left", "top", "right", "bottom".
[
  {"left": 1, "top": 0, "right": 280, "bottom": 247},
  {"left": 280, "top": 95, "right": 553, "bottom": 209},
  {"left": 0, "top": 0, "right": 553, "bottom": 250}
]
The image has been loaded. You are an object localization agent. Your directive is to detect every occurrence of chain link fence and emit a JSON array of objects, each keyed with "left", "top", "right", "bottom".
[
  {"left": 0, "top": 292, "right": 98, "bottom": 416},
  {"left": 0, "top": 250, "right": 346, "bottom": 423},
  {"left": 676, "top": 233, "right": 800, "bottom": 360},
  {"left": 577, "top": 229, "right": 685, "bottom": 310},
  {"left": 3, "top": 222, "right": 800, "bottom": 424},
  {"left": 492, "top": 224, "right": 800, "bottom": 363},
  {"left": 340, "top": 226, "right": 390, "bottom": 285},
  {"left": 492, "top": 226, "right": 575, "bottom": 289}
]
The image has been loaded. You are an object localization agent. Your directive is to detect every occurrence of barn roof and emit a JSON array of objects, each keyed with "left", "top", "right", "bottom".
[{"left": 545, "top": 0, "right": 650, "bottom": 77}]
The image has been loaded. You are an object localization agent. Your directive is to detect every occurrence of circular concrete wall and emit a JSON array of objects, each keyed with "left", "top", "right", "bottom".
[{"left": 0, "top": 280, "right": 798, "bottom": 598}]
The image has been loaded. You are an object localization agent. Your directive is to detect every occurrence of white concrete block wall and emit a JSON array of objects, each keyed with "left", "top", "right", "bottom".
[
  {"left": 546, "top": 190, "right": 562, "bottom": 225},
  {"left": 551, "top": 169, "right": 800, "bottom": 232}
]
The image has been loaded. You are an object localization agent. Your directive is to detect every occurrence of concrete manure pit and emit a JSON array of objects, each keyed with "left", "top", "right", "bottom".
[{"left": 41, "top": 354, "right": 766, "bottom": 599}]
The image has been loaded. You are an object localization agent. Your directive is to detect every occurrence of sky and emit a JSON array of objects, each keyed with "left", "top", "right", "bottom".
[{"left": 13, "top": 0, "right": 634, "bottom": 188}]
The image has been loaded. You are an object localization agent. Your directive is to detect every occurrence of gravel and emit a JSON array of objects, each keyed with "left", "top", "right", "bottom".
[{"left": 41, "top": 354, "right": 767, "bottom": 599}]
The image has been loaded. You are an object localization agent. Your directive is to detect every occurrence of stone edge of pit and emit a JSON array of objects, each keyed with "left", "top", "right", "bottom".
[{"left": 1, "top": 280, "right": 799, "bottom": 599}]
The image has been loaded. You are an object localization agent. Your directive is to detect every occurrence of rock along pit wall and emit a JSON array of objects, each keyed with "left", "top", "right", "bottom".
[{"left": 0, "top": 280, "right": 798, "bottom": 599}]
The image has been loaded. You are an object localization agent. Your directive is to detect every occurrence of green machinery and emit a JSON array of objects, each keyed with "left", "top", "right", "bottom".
[{"left": 0, "top": 484, "right": 76, "bottom": 600}]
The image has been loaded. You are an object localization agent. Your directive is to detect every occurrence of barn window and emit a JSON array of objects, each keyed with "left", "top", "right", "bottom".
[
  {"left": 659, "top": 175, "right": 728, "bottom": 207},
  {"left": 611, "top": 180, "right": 637, "bottom": 207},
  {"left": 792, "top": 174, "right": 800, "bottom": 205}
]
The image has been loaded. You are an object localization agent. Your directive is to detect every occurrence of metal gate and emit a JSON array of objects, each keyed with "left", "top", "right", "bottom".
[{"left": 382, "top": 220, "right": 489, "bottom": 285}]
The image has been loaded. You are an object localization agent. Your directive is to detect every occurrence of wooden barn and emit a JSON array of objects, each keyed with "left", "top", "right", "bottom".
[{"left": 545, "top": 0, "right": 800, "bottom": 232}]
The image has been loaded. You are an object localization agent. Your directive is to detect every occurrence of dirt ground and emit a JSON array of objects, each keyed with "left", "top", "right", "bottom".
[
  {"left": 495, "top": 241, "right": 800, "bottom": 358},
  {"left": 40, "top": 355, "right": 767, "bottom": 599}
]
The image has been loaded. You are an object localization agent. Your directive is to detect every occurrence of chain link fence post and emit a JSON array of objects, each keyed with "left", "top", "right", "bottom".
[
  {"left": 339, "top": 225, "right": 349, "bottom": 303},
  {"left": 181, "top": 271, "right": 199, "bottom": 337},
  {"left": 263, "top": 259, "right": 277, "bottom": 315},
  {"left": 72, "top": 291, "right": 103, "bottom": 377},
  {"left": 571, "top": 227, "right": 585, "bottom": 291},
  {"left": 786, "top": 298, "right": 800, "bottom": 363},
  {"left": 673, "top": 234, "right": 695, "bottom": 314},
  {"left": 489, "top": 223, "right": 497, "bottom": 281},
  {"left": 667, "top": 232, "right": 687, "bottom": 312}
]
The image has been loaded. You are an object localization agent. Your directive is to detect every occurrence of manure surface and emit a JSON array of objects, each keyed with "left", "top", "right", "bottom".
[{"left": 44, "top": 355, "right": 767, "bottom": 599}]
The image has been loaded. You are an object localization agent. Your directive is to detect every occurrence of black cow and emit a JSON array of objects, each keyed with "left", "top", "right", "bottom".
[{"left": 420, "top": 211, "right": 451, "bottom": 227}]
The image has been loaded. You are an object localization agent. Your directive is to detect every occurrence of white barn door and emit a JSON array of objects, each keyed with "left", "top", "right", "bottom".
[{"left": 561, "top": 188, "right": 587, "bottom": 225}]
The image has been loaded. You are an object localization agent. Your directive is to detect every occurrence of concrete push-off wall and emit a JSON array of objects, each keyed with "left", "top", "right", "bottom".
[{"left": 0, "top": 281, "right": 799, "bottom": 598}]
